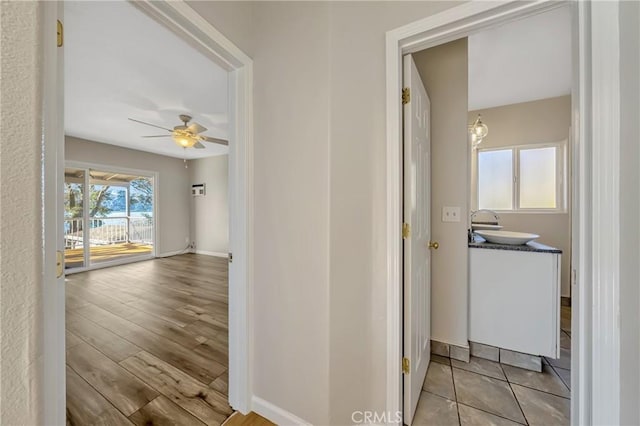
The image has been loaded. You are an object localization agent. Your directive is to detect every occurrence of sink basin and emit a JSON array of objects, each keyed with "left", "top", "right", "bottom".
[{"left": 475, "top": 230, "right": 539, "bottom": 245}]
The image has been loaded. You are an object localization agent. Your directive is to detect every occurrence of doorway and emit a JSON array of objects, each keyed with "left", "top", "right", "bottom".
[
  {"left": 41, "top": 1, "right": 254, "bottom": 423},
  {"left": 390, "top": 2, "right": 587, "bottom": 425}
]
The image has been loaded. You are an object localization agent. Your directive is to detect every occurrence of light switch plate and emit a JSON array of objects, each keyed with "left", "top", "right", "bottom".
[{"left": 442, "top": 206, "right": 461, "bottom": 222}]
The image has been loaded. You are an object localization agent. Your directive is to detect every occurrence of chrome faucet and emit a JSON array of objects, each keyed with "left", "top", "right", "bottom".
[{"left": 470, "top": 209, "right": 500, "bottom": 223}]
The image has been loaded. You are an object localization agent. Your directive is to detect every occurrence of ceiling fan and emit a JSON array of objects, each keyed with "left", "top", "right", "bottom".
[{"left": 128, "top": 114, "right": 228, "bottom": 149}]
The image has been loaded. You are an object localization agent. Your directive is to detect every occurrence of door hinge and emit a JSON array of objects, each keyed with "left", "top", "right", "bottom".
[
  {"left": 228, "top": 252, "right": 233, "bottom": 263},
  {"left": 56, "top": 250, "right": 64, "bottom": 278},
  {"left": 402, "top": 222, "right": 410, "bottom": 239},
  {"left": 402, "top": 88, "right": 410, "bottom": 105},
  {"left": 57, "top": 20, "right": 63, "bottom": 47},
  {"left": 402, "top": 357, "right": 410, "bottom": 374}
]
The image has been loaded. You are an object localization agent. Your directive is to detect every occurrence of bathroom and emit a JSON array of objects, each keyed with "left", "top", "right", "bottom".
[{"left": 407, "top": 5, "right": 573, "bottom": 425}]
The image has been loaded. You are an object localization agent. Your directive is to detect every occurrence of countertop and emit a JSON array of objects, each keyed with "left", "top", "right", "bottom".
[{"left": 468, "top": 235, "right": 562, "bottom": 254}]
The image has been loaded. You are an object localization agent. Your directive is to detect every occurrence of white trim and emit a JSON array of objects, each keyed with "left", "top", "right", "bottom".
[
  {"left": 42, "top": 2, "right": 66, "bottom": 423},
  {"left": 384, "top": 1, "right": 617, "bottom": 424},
  {"left": 590, "top": 1, "right": 621, "bottom": 423},
  {"left": 193, "top": 250, "right": 229, "bottom": 258},
  {"left": 251, "top": 396, "right": 311, "bottom": 426},
  {"left": 157, "top": 249, "right": 190, "bottom": 258},
  {"left": 132, "top": 0, "right": 254, "bottom": 414},
  {"left": 573, "top": 2, "right": 590, "bottom": 423}
]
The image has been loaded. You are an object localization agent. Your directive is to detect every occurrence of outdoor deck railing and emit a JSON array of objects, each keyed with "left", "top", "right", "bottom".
[{"left": 64, "top": 216, "right": 153, "bottom": 248}]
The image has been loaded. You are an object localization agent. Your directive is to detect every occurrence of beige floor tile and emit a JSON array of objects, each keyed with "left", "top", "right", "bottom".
[
  {"left": 423, "top": 362, "right": 455, "bottom": 400},
  {"left": 412, "top": 391, "right": 458, "bottom": 426},
  {"left": 452, "top": 356, "right": 506, "bottom": 380},
  {"left": 554, "top": 367, "right": 571, "bottom": 390},
  {"left": 453, "top": 368, "right": 525, "bottom": 424},
  {"left": 502, "top": 364, "right": 570, "bottom": 398},
  {"left": 512, "top": 384, "right": 570, "bottom": 426},
  {"left": 458, "top": 403, "right": 524, "bottom": 426},
  {"left": 545, "top": 346, "right": 571, "bottom": 370},
  {"left": 431, "top": 354, "right": 451, "bottom": 366}
]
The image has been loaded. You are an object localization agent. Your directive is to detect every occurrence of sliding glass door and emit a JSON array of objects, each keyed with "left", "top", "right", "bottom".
[{"left": 63, "top": 165, "right": 155, "bottom": 271}]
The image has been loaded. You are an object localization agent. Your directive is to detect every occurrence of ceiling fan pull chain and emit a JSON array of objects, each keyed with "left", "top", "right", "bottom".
[{"left": 184, "top": 148, "right": 188, "bottom": 168}]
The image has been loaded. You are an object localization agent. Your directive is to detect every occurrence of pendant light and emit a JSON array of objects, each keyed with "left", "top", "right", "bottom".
[{"left": 469, "top": 114, "right": 488, "bottom": 147}]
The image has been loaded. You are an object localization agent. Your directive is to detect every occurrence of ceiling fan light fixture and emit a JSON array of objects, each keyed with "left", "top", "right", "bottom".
[{"left": 173, "top": 133, "right": 196, "bottom": 148}]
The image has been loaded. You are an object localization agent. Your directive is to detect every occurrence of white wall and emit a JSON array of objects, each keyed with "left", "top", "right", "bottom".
[
  {"left": 0, "top": 2, "right": 44, "bottom": 424},
  {"left": 326, "top": 4, "right": 462, "bottom": 421},
  {"left": 250, "top": 4, "right": 331, "bottom": 423},
  {"left": 192, "top": 2, "right": 462, "bottom": 424},
  {"left": 65, "top": 136, "right": 191, "bottom": 256},
  {"left": 188, "top": 155, "right": 228, "bottom": 255},
  {"left": 413, "top": 39, "right": 470, "bottom": 347},
  {"left": 619, "top": 0, "right": 640, "bottom": 423},
  {"left": 469, "top": 96, "right": 572, "bottom": 297}
]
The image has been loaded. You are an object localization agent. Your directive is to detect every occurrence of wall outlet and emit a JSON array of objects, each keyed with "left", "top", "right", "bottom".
[{"left": 442, "top": 206, "right": 461, "bottom": 222}]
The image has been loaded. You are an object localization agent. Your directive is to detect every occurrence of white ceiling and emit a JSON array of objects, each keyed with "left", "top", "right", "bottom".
[
  {"left": 468, "top": 7, "right": 572, "bottom": 111},
  {"left": 64, "top": 1, "right": 229, "bottom": 160}
]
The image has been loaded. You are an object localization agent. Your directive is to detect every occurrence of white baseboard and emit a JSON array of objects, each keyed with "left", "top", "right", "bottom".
[
  {"left": 157, "top": 249, "right": 189, "bottom": 258},
  {"left": 193, "top": 249, "right": 229, "bottom": 258},
  {"left": 251, "top": 396, "right": 310, "bottom": 425}
]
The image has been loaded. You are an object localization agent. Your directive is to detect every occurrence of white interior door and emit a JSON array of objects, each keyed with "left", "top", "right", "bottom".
[{"left": 402, "top": 54, "right": 432, "bottom": 425}]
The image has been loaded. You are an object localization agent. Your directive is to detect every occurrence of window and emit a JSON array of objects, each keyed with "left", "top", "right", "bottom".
[{"left": 476, "top": 141, "right": 566, "bottom": 212}]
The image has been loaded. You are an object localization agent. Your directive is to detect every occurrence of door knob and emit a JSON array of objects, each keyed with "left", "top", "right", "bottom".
[{"left": 428, "top": 241, "right": 439, "bottom": 250}]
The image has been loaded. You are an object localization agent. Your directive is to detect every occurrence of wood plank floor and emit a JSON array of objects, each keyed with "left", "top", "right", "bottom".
[{"left": 66, "top": 254, "right": 239, "bottom": 426}]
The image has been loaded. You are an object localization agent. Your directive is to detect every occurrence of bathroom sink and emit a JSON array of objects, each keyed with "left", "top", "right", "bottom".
[{"left": 475, "top": 230, "right": 539, "bottom": 245}]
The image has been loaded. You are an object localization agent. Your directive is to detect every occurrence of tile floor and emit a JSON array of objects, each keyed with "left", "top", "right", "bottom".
[{"left": 413, "top": 307, "right": 571, "bottom": 425}]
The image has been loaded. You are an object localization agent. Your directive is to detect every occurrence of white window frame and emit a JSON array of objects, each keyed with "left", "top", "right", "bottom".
[{"left": 475, "top": 139, "right": 568, "bottom": 213}]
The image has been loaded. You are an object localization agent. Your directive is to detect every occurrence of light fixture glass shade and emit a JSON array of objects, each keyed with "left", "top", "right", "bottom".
[
  {"left": 173, "top": 133, "right": 196, "bottom": 148},
  {"left": 469, "top": 114, "right": 488, "bottom": 146}
]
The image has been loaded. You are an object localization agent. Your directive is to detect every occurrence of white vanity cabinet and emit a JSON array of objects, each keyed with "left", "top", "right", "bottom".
[{"left": 468, "top": 245, "right": 561, "bottom": 358}]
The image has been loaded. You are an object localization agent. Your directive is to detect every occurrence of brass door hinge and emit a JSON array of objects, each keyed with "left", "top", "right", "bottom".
[
  {"left": 402, "top": 223, "right": 410, "bottom": 239},
  {"left": 402, "top": 357, "right": 410, "bottom": 374},
  {"left": 402, "top": 88, "right": 410, "bottom": 105},
  {"left": 57, "top": 20, "right": 63, "bottom": 47},
  {"left": 56, "top": 250, "right": 64, "bottom": 278}
]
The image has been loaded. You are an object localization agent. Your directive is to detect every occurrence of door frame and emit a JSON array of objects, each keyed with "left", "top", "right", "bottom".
[
  {"left": 42, "top": 0, "right": 254, "bottom": 422},
  {"left": 386, "top": 1, "right": 621, "bottom": 424}
]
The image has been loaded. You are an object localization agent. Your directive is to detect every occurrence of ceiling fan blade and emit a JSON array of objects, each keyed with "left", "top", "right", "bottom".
[
  {"left": 128, "top": 118, "right": 173, "bottom": 132},
  {"left": 142, "top": 135, "right": 172, "bottom": 138},
  {"left": 187, "top": 122, "right": 207, "bottom": 134},
  {"left": 193, "top": 141, "right": 206, "bottom": 149},
  {"left": 200, "top": 136, "right": 229, "bottom": 146}
]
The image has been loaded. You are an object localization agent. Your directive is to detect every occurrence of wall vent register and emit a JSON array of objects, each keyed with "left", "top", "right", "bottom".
[{"left": 192, "top": 183, "right": 206, "bottom": 196}]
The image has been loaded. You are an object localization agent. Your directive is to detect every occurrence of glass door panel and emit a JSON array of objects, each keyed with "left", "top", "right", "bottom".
[
  {"left": 64, "top": 168, "right": 85, "bottom": 269},
  {"left": 88, "top": 169, "right": 154, "bottom": 264}
]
